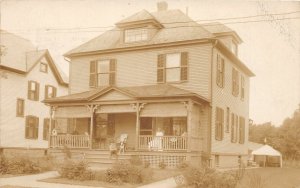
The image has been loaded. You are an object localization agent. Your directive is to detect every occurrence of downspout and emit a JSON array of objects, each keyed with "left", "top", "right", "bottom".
[{"left": 208, "top": 39, "right": 218, "bottom": 166}]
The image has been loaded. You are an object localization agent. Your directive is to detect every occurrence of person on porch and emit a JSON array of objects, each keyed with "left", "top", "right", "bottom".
[
  {"left": 95, "top": 124, "right": 108, "bottom": 149},
  {"left": 148, "top": 127, "right": 164, "bottom": 151}
]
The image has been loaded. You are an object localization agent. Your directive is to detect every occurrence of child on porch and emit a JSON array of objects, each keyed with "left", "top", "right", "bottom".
[{"left": 109, "top": 139, "right": 118, "bottom": 159}]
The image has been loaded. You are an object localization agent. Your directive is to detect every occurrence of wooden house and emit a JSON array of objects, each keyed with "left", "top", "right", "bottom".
[
  {"left": 0, "top": 30, "right": 68, "bottom": 153},
  {"left": 44, "top": 2, "right": 254, "bottom": 168}
]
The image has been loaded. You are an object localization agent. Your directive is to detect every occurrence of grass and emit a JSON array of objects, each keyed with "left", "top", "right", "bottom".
[
  {"left": 237, "top": 167, "right": 300, "bottom": 188},
  {"left": 39, "top": 168, "right": 182, "bottom": 188}
]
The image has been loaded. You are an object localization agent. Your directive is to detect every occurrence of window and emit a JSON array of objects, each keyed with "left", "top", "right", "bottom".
[
  {"left": 16, "top": 98, "right": 25, "bottom": 117},
  {"left": 157, "top": 52, "right": 188, "bottom": 83},
  {"left": 124, "top": 28, "right": 148, "bottom": 43},
  {"left": 216, "top": 54, "right": 225, "bottom": 88},
  {"left": 40, "top": 63, "right": 48, "bottom": 73},
  {"left": 89, "top": 59, "right": 116, "bottom": 87},
  {"left": 28, "top": 81, "right": 39, "bottom": 101},
  {"left": 239, "top": 116, "right": 245, "bottom": 144},
  {"left": 241, "top": 75, "right": 245, "bottom": 100},
  {"left": 215, "top": 107, "right": 224, "bottom": 141},
  {"left": 140, "top": 117, "right": 153, "bottom": 135},
  {"left": 43, "top": 118, "right": 50, "bottom": 140},
  {"left": 232, "top": 68, "right": 239, "bottom": 96},
  {"left": 25, "top": 116, "right": 39, "bottom": 139},
  {"left": 231, "top": 113, "right": 237, "bottom": 143},
  {"left": 45, "top": 85, "right": 57, "bottom": 99},
  {"left": 235, "top": 114, "right": 239, "bottom": 142},
  {"left": 226, "top": 107, "right": 230, "bottom": 132}
]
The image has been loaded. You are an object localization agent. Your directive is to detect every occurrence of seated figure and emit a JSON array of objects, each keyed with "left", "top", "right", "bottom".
[{"left": 148, "top": 128, "right": 164, "bottom": 151}]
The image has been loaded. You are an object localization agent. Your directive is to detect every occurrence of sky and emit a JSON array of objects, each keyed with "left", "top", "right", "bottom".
[{"left": 1, "top": 0, "right": 299, "bottom": 126}]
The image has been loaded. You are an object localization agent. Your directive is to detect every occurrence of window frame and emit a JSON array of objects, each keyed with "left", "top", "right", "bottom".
[
  {"left": 45, "top": 85, "right": 57, "bottom": 99},
  {"left": 157, "top": 52, "right": 188, "bottom": 84},
  {"left": 89, "top": 59, "right": 116, "bottom": 88},
  {"left": 28, "top": 81, "right": 39, "bottom": 101},
  {"left": 124, "top": 28, "right": 148, "bottom": 43},
  {"left": 43, "top": 118, "right": 50, "bottom": 140},
  {"left": 40, "top": 62, "right": 48, "bottom": 73},
  {"left": 25, "top": 115, "right": 39, "bottom": 139},
  {"left": 225, "top": 107, "right": 230, "bottom": 133},
  {"left": 16, "top": 98, "right": 25, "bottom": 117}
]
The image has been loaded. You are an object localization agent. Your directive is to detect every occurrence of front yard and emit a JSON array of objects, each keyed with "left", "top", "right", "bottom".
[{"left": 237, "top": 167, "right": 300, "bottom": 188}]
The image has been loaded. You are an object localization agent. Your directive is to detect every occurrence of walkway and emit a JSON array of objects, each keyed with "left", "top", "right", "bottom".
[{"left": 0, "top": 171, "right": 103, "bottom": 188}]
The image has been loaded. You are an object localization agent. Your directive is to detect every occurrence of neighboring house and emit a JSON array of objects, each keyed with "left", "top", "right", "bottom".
[
  {"left": 0, "top": 30, "right": 68, "bottom": 151},
  {"left": 44, "top": 2, "right": 254, "bottom": 168}
]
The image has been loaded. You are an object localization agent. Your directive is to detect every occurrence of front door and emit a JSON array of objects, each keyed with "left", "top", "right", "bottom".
[{"left": 93, "top": 114, "right": 115, "bottom": 149}]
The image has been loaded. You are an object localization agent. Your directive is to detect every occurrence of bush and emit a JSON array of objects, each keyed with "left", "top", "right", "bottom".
[
  {"left": 177, "top": 160, "right": 189, "bottom": 169},
  {"left": 129, "top": 155, "right": 143, "bottom": 166},
  {"left": 183, "top": 167, "right": 241, "bottom": 188},
  {"left": 0, "top": 155, "right": 51, "bottom": 175},
  {"left": 141, "top": 168, "right": 153, "bottom": 183},
  {"left": 105, "top": 161, "right": 143, "bottom": 184},
  {"left": 144, "top": 160, "right": 150, "bottom": 168},
  {"left": 59, "top": 159, "right": 93, "bottom": 181}
]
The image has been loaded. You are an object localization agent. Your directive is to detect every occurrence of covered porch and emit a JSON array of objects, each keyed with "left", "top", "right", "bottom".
[{"left": 45, "top": 85, "right": 209, "bottom": 154}]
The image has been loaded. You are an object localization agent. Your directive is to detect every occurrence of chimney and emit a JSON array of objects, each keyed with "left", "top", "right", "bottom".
[{"left": 157, "top": 1, "right": 168, "bottom": 11}]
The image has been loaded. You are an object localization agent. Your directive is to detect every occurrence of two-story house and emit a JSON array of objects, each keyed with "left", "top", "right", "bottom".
[
  {"left": 0, "top": 30, "right": 68, "bottom": 154},
  {"left": 44, "top": 2, "right": 254, "bottom": 168}
]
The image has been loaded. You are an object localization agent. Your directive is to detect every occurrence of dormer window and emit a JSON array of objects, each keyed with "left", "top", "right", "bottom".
[{"left": 124, "top": 28, "right": 148, "bottom": 43}]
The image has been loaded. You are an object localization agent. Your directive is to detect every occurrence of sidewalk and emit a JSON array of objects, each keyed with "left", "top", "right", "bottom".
[
  {"left": 0, "top": 171, "right": 180, "bottom": 188},
  {"left": 0, "top": 171, "right": 103, "bottom": 188}
]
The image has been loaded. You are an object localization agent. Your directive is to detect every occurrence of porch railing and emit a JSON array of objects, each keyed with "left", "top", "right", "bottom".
[
  {"left": 138, "top": 135, "right": 187, "bottom": 151},
  {"left": 50, "top": 135, "right": 90, "bottom": 148}
]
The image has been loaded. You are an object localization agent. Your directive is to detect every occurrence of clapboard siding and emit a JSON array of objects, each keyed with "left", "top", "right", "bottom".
[
  {"left": 211, "top": 48, "right": 249, "bottom": 155},
  {"left": 0, "top": 57, "right": 68, "bottom": 148},
  {"left": 69, "top": 43, "right": 212, "bottom": 100}
]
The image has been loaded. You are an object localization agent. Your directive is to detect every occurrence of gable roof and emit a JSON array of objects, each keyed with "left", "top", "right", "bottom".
[
  {"left": 0, "top": 30, "right": 68, "bottom": 86},
  {"left": 64, "top": 9, "right": 213, "bottom": 56},
  {"left": 252, "top": 145, "right": 282, "bottom": 156},
  {"left": 44, "top": 84, "right": 209, "bottom": 104}
]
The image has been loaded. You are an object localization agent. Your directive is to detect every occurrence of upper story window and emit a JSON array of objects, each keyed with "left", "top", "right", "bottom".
[
  {"left": 28, "top": 81, "right": 40, "bottom": 101},
  {"left": 45, "top": 85, "right": 57, "bottom": 99},
  {"left": 90, "top": 59, "right": 116, "bottom": 87},
  {"left": 232, "top": 68, "right": 239, "bottom": 97},
  {"left": 216, "top": 54, "right": 225, "bottom": 88},
  {"left": 231, "top": 113, "right": 238, "bottom": 143},
  {"left": 157, "top": 52, "right": 188, "bottom": 83},
  {"left": 16, "top": 98, "right": 25, "bottom": 117},
  {"left": 40, "top": 62, "right": 48, "bottom": 73},
  {"left": 124, "top": 28, "right": 148, "bottom": 43}
]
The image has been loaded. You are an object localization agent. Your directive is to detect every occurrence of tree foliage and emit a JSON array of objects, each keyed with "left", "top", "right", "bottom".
[{"left": 249, "top": 107, "right": 300, "bottom": 160}]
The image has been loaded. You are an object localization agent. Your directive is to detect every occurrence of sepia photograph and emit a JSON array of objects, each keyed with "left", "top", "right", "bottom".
[{"left": 0, "top": 0, "right": 299, "bottom": 187}]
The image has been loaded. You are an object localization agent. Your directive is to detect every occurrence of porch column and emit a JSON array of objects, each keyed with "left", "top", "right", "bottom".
[
  {"left": 185, "top": 100, "right": 193, "bottom": 152},
  {"left": 135, "top": 103, "right": 140, "bottom": 151},
  {"left": 48, "top": 106, "right": 56, "bottom": 148},
  {"left": 87, "top": 105, "right": 98, "bottom": 149}
]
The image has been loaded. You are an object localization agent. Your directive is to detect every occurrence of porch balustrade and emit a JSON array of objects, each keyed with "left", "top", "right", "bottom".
[
  {"left": 138, "top": 135, "right": 187, "bottom": 151},
  {"left": 50, "top": 135, "right": 90, "bottom": 148}
]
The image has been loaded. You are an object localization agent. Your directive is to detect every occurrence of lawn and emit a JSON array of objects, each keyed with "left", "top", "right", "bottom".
[
  {"left": 40, "top": 168, "right": 182, "bottom": 188},
  {"left": 237, "top": 167, "right": 300, "bottom": 188}
]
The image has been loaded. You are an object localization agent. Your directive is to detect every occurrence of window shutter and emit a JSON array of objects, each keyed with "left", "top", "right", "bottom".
[
  {"left": 35, "top": 82, "right": 40, "bottom": 101},
  {"left": 221, "top": 108, "right": 224, "bottom": 139},
  {"left": 217, "top": 54, "right": 220, "bottom": 85},
  {"left": 28, "top": 81, "right": 31, "bottom": 100},
  {"left": 45, "top": 85, "right": 49, "bottom": 99},
  {"left": 180, "top": 52, "right": 188, "bottom": 81},
  {"left": 157, "top": 54, "right": 166, "bottom": 83},
  {"left": 35, "top": 117, "right": 39, "bottom": 139},
  {"left": 109, "top": 59, "right": 116, "bottom": 85},
  {"left": 89, "top": 61, "right": 97, "bottom": 87},
  {"left": 25, "top": 117, "right": 29, "bottom": 138},
  {"left": 231, "top": 113, "right": 235, "bottom": 142},
  {"left": 236, "top": 71, "right": 239, "bottom": 95},
  {"left": 53, "top": 87, "right": 57, "bottom": 98},
  {"left": 215, "top": 108, "right": 219, "bottom": 140},
  {"left": 221, "top": 59, "right": 224, "bottom": 87}
]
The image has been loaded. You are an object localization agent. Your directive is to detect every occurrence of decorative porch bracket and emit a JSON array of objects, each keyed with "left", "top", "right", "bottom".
[{"left": 86, "top": 104, "right": 99, "bottom": 149}]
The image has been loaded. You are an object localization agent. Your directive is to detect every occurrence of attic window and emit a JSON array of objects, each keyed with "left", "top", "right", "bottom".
[
  {"left": 40, "top": 63, "right": 48, "bottom": 73},
  {"left": 124, "top": 28, "right": 148, "bottom": 43}
]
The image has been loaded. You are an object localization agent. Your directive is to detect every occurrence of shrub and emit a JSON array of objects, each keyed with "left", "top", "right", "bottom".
[
  {"left": 105, "top": 161, "right": 143, "bottom": 184},
  {"left": 143, "top": 160, "right": 150, "bottom": 168},
  {"left": 141, "top": 168, "right": 153, "bottom": 183},
  {"left": 0, "top": 155, "right": 8, "bottom": 174},
  {"left": 183, "top": 167, "right": 240, "bottom": 188},
  {"left": 177, "top": 160, "right": 189, "bottom": 169},
  {"left": 59, "top": 159, "right": 93, "bottom": 181},
  {"left": 158, "top": 160, "right": 167, "bottom": 169}
]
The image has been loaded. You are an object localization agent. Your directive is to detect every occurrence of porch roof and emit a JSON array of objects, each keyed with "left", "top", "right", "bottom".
[{"left": 43, "top": 84, "right": 210, "bottom": 104}]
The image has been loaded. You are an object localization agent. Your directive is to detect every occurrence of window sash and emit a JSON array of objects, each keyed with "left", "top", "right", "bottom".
[
  {"left": 215, "top": 107, "right": 224, "bottom": 141},
  {"left": 90, "top": 59, "right": 116, "bottom": 87},
  {"left": 124, "top": 28, "right": 148, "bottom": 43},
  {"left": 217, "top": 55, "right": 225, "bottom": 87},
  {"left": 25, "top": 116, "right": 39, "bottom": 139},
  {"left": 16, "top": 99, "right": 25, "bottom": 117},
  {"left": 43, "top": 118, "right": 50, "bottom": 140},
  {"left": 28, "top": 81, "right": 39, "bottom": 101}
]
